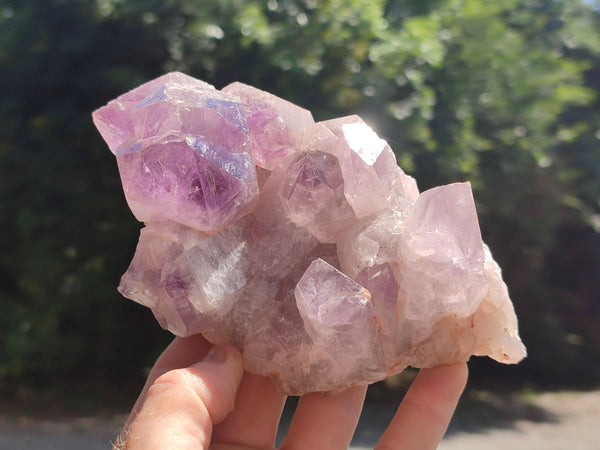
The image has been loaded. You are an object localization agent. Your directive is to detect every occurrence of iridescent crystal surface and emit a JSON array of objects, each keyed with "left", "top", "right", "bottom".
[{"left": 93, "top": 72, "right": 526, "bottom": 394}]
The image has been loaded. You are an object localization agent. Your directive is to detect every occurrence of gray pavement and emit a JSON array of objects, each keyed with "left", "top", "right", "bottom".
[{"left": 1, "top": 390, "right": 598, "bottom": 449}]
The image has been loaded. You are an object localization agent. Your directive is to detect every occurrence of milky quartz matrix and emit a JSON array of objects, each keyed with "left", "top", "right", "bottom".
[{"left": 93, "top": 72, "right": 526, "bottom": 395}]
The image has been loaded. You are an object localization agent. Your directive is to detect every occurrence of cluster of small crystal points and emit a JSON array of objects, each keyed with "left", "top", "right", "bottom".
[{"left": 93, "top": 72, "right": 526, "bottom": 395}]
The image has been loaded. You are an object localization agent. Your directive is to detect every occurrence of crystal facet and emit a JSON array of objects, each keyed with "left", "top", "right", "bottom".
[
  {"left": 93, "top": 74, "right": 258, "bottom": 232},
  {"left": 93, "top": 72, "right": 526, "bottom": 395}
]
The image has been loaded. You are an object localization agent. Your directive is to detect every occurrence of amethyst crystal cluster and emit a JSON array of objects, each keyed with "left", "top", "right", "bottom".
[{"left": 93, "top": 72, "right": 526, "bottom": 394}]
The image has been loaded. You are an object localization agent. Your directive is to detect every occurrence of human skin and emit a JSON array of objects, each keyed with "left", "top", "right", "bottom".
[{"left": 115, "top": 334, "right": 468, "bottom": 450}]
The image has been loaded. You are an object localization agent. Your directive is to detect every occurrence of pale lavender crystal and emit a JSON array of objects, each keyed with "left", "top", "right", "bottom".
[
  {"left": 321, "top": 115, "right": 419, "bottom": 214},
  {"left": 293, "top": 258, "right": 381, "bottom": 391},
  {"left": 280, "top": 147, "right": 355, "bottom": 243},
  {"left": 400, "top": 183, "right": 487, "bottom": 329},
  {"left": 93, "top": 72, "right": 526, "bottom": 395},
  {"left": 222, "top": 82, "right": 314, "bottom": 170},
  {"left": 295, "top": 259, "right": 376, "bottom": 359},
  {"left": 92, "top": 73, "right": 213, "bottom": 153},
  {"left": 117, "top": 222, "right": 206, "bottom": 336},
  {"left": 355, "top": 263, "right": 402, "bottom": 368}
]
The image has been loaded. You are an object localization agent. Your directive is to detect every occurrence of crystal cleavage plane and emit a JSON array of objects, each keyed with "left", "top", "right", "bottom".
[{"left": 92, "top": 72, "right": 526, "bottom": 395}]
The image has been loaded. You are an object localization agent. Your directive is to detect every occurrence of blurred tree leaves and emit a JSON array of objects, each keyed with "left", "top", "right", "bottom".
[{"left": 1, "top": 0, "right": 599, "bottom": 387}]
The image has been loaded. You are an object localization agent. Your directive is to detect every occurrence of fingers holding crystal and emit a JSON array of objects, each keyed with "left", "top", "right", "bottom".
[
  {"left": 120, "top": 334, "right": 213, "bottom": 432},
  {"left": 375, "top": 362, "right": 468, "bottom": 450},
  {"left": 280, "top": 384, "right": 368, "bottom": 450},
  {"left": 211, "top": 372, "right": 287, "bottom": 449},
  {"left": 121, "top": 343, "right": 244, "bottom": 450}
]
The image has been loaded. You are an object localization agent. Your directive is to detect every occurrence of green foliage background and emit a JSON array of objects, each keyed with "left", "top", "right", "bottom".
[{"left": 1, "top": 0, "right": 599, "bottom": 391}]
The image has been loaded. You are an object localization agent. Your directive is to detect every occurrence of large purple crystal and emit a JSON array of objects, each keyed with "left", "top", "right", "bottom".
[
  {"left": 93, "top": 72, "right": 258, "bottom": 232},
  {"left": 93, "top": 72, "right": 526, "bottom": 394}
]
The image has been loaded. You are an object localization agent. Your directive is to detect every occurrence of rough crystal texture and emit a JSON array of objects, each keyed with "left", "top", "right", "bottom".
[
  {"left": 222, "top": 82, "right": 314, "bottom": 170},
  {"left": 93, "top": 72, "right": 526, "bottom": 395},
  {"left": 92, "top": 73, "right": 258, "bottom": 232}
]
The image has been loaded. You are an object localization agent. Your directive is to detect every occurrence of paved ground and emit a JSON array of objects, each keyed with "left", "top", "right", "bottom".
[
  {"left": 438, "top": 390, "right": 600, "bottom": 450},
  {"left": 1, "top": 390, "right": 598, "bottom": 449}
]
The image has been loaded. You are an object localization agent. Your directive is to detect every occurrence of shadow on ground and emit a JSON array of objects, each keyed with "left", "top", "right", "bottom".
[
  {"left": 275, "top": 382, "right": 561, "bottom": 448},
  {"left": 447, "top": 389, "right": 560, "bottom": 434}
]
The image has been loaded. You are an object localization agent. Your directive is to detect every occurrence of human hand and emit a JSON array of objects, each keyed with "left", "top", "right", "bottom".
[{"left": 114, "top": 334, "right": 467, "bottom": 450}]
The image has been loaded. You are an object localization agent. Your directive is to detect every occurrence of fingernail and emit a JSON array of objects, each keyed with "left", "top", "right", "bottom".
[{"left": 203, "top": 345, "right": 226, "bottom": 364}]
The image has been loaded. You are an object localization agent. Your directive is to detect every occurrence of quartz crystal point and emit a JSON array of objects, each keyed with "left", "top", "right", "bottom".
[
  {"left": 92, "top": 73, "right": 258, "bottom": 232},
  {"left": 222, "top": 82, "right": 314, "bottom": 170},
  {"left": 93, "top": 72, "right": 526, "bottom": 395}
]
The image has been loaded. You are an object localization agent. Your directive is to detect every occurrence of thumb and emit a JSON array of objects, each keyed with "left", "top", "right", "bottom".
[{"left": 121, "top": 344, "right": 244, "bottom": 450}]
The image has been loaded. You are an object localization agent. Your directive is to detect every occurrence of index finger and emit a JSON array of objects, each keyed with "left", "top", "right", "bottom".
[{"left": 124, "top": 334, "right": 213, "bottom": 426}]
